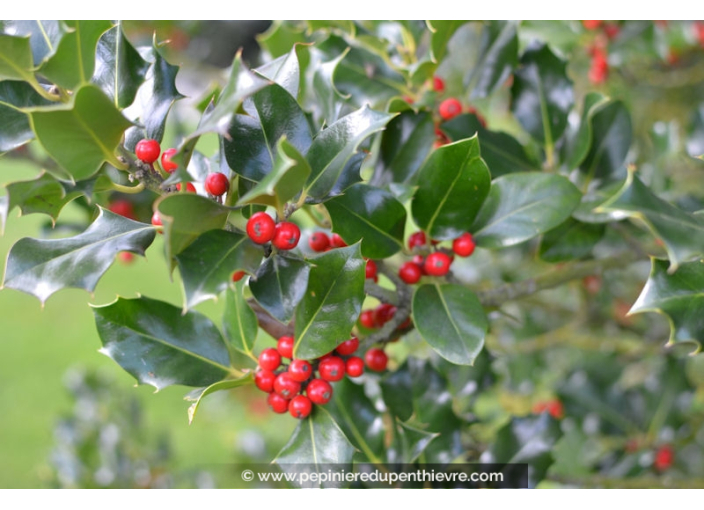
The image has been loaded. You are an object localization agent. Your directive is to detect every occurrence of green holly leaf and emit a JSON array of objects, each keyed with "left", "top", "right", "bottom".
[
  {"left": 274, "top": 406, "right": 356, "bottom": 488},
  {"left": 1, "top": 21, "right": 68, "bottom": 67},
  {"left": 428, "top": 20, "right": 467, "bottom": 63},
  {"left": 3, "top": 172, "right": 80, "bottom": 226},
  {"left": 0, "top": 33, "right": 38, "bottom": 82},
  {"left": 41, "top": 20, "right": 112, "bottom": 89},
  {"left": 388, "top": 421, "right": 439, "bottom": 464},
  {"left": 511, "top": 42, "right": 573, "bottom": 146},
  {"left": 326, "top": 183, "right": 406, "bottom": 259},
  {"left": 255, "top": 44, "right": 307, "bottom": 99},
  {"left": 304, "top": 105, "right": 395, "bottom": 200},
  {"left": 441, "top": 113, "right": 540, "bottom": 176},
  {"left": 29, "top": 84, "right": 132, "bottom": 180},
  {"left": 373, "top": 109, "right": 435, "bottom": 185},
  {"left": 2, "top": 208, "right": 155, "bottom": 304},
  {"left": 92, "top": 22, "right": 149, "bottom": 109},
  {"left": 411, "top": 136, "right": 491, "bottom": 240},
  {"left": 630, "top": 258, "right": 704, "bottom": 352},
  {"left": 93, "top": 296, "right": 232, "bottom": 391},
  {"left": 539, "top": 219, "right": 606, "bottom": 263},
  {"left": 303, "top": 47, "right": 348, "bottom": 126},
  {"left": 175, "top": 229, "right": 262, "bottom": 311},
  {"left": 413, "top": 283, "right": 488, "bottom": 366},
  {"left": 293, "top": 244, "right": 365, "bottom": 360},
  {"left": 380, "top": 362, "right": 414, "bottom": 421},
  {"left": 561, "top": 92, "right": 609, "bottom": 171},
  {"left": 0, "top": 80, "right": 52, "bottom": 152},
  {"left": 465, "top": 20, "right": 518, "bottom": 99},
  {"left": 597, "top": 170, "right": 704, "bottom": 272},
  {"left": 257, "top": 21, "right": 308, "bottom": 60},
  {"left": 250, "top": 254, "right": 310, "bottom": 325},
  {"left": 186, "top": 373, "right": 253, "bottom": 425},
  {"left": 472, "top": 172, "right": 581, "bottom": 248},
  {"left": 156, "top": 194, "right": 230, "bottom": 264},
  {"left": 223, "top": 283, "right": 259, "bottom": 358}
]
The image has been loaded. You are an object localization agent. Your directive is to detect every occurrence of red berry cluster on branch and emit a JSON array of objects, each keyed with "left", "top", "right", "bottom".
[
  {"left": 246, "top": 212, "right": 300, "bottom": 251},
  {"left": 307, "top": 231, "right": 348, "bottom": 253},
  {"left": 397, "top": 230, "right": 476, "bottom": 283}
]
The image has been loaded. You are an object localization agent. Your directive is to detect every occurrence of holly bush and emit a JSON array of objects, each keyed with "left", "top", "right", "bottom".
[{"left": 2, "top": 20, "right": 704, "bottom": 488}]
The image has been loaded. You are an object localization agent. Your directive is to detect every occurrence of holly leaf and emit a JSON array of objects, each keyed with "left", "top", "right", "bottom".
[
  {"left": 223, "top": 283, "right": 259, "bottom": 358},
  {"left": 539, "top": 219, "right": 606, "bottom": 263},
  {"left": 388, "top": 421, "right": 439, "bottom": 464},
  {"left": 511, "top": 41, "right": 573, "bottom": 146},
  {"left": 2, "top": 208, "right": 155, "bottom": 304},
  {"left": 471, "top": 172, "right": 581, "bottom": 248},
  {"left": 380, "top": 362, "right": 414, "bottom": 421},
  {"left": 93, "top": 296, "right": 232, "bottom": 391},
  {"left": 250, "top": 253, "right": 310, "bottom": 325},
  {"left": 428, "top": 20, "right": 467, "bottom": 63},
  {"left": 257, "top": 21, "right": 308, "bottom": 60},
  {"left": 92, "top": 22, "right": 149, "bottom": 109},
  {"left": 413, "top": 283, "right": 488, "bottom": 366},
  {"left": 303, "top": 105, "right": 394, "bottom": 200},
  {"left": 630, "top": 258, "right": 704, "bottom": 352},
  {"left": 29, "top": 84, "right": 132, "bottom": 180},
  {"left": 1, "top": 21, "right": 68, "bottom": 67},
  {"left": 293, "top": 244, "right": 365, "bottom": 360},
  {"left": 186, "top": 373, "right": 253, "bottom": 425},
  {"left": 3, "top": 172, "right": 80, "bottom": 225},
  {"left": 255, "top": 44, "right": 307, "bottom": 99},
  {"left": 597, "top": 170, "right": 704, "bottom": 272},
  {"left": 561, "top": 92, "right": 609, "bottom": 171},
  {"left": 274, "top": 406, "right": 356, "bottom": 488},
  {"left": 41, "top": 20, "right": 112, "bottom": 89},
  {"left": 0, "top": 33, "right": 38, "bottom": 82},
  {"left": 411, "top": 136, "right": 491, "bottom": 240},
  {"left": 175, "top": 229, "right": 262, "bottom": 311},
  {"left": 303, "top": 47, "right": 348, "bottom": 126},
  {"left": 0, "top": 80, "right": 52, "bottom": 152},
  {"left": 325, "top": 183, "right": 406, "bottom": 259},
  {"left": 465, "top": 20, "right": 518, "bottom": 99}
]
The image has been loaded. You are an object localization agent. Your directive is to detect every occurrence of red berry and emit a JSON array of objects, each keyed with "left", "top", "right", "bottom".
[
  {"left": 267, "top": 392, "right": 289, "bottom": 414},
  {"left": 532, "top": 399, "right": 564, "bottom": 419},
  {"left": 306, "top": 378, "right": 333, "bottom": 405},
  {"left": 439, "top": 98, "right": 462, "bottom": 121},
  {"left": 258, "top": 347, "right": 281, "bottom": 371},
  {"left": 272, "top": 221, "right": 301, "bottom": 250},
  {"left": 654, "top": 445, "right": 674, "bottom": 471},
  {"left": 109, "top": 200, "right": 135, "bottom": 220},
  {"left": 232, "top": 270, "right": 246, "bottom": 282},
  {"left": 135, "top": 139, "right": 161, "bottom": 164},
  {"left": 330, "top": 233, "right": 347, "bottom": 248},
  {"left": 118, "top": 251, "right": 134, "bottom": 264},
  {"left": 336, "top": 337, "right": 359, "bottom": 356},
  {"left": 345, "top": 357, "right": 364, "bottom": 377},
  {"left": 177, "top": 182, "right": 196, "bottom": 193},
  {"left": 408, "top": 231, "right": 427, "bottom": 250},
  {"left": 288, "top": 359, "right": 313, "bottom": 382},
  {"left": 151, "top": 211, "right": 162, "bottom": 227},
  {"left": 288, "top": 395, "right": 313, "bottom": 419},
  {"left": 399, "top": 261, "right": 422, "bottom": 284},
  {"left": 309, "top": 232, "right": 330, "bottom": 252},
  {"left": 432, "top": 76, "right": 445, "bottom": 92},
  {"left": 364, "top": 348, "right": 388, "bottom": 372},
  {"left": 246, "top": 212, "right": 276, "bottom": 244},
  {"left": 273, "top": 372, "right": 301, "bottom": 399},
  {"left": 318, "top": 356, "right": 346, "bottom": 382},
  {"left": 582, "top": 20, "right": 603, "bottom": 30},
  {"left": 424, "top": 252, "right": 452, "bottom": 276},
  {"left": 254, "top": 370, "right": 276, "bottom": 393},
  {"left": 589, "top": 48, "right": 609, "bottom": 84},
  {"left": 277, "top": 336, "right": 294, "bottom": 359},
  {"left": 452, "top": 232, "right": 475, "bottom": 257},
  {"left": 366, "top": 260, "right": 378, "bottom": 281},
  {"left": 360, "top": 310, "right": 376, "bottom": 329},
  {"left": 413, "top": 255, "right": 427, "bottom": 275},
  {"left": 161, "top": 148, "right": 178, "bottom": 173},
  {"left": 204, "top": 172, "right": 230, "bottom": 196},
  {"left": 374, "top": 303, "right": 396, "bottom": 327}
]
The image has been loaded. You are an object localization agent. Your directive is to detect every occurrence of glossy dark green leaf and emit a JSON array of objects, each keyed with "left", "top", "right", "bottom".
[
  {"left": 562, "top": 92, "right": 608, "bottom": 171},
  {"left": 2, "top": 21, "right": 68, "bottom": 67},
  {"left": 597, "top": 171, "right": 704, "bottom": 272},
  {"left": 304, "top": 47, "right": 347, "bottom": 126},
  {"left": 304, "top": 106, "right": 394, "bottom": 200},
  {"left": 327, "top": 378, "right": 385, "bottom": 464},
  {"left": 0, "top": 80, "right": 52, "bottom": 151},
  {"left": 224, "top": 113, "right": 270, "bottom": 183},
  {"left": 3, "top": 172, "right": 79, "bottom": 225},
  {"left": 482, "top": 414, "right": 562, "bottom": 488},
  {"left": 326, "top": 184, "right": 406, "bottom": 259},
  {"left": 93, "top": 296, "right": 231, "bottom": 391},
  {"left": 572, "top": 181, "right": 624, "bottom": 224},
  {"left": 41, "top": 20, "right": 112, "bottom": 89},
  {"left": 411, "top": 136, "right": 491, "bottom": 240},
  {"left": 92, "top": 23, "right": 149, "bottom": 109},
  {"left": 2, "top": 208, "right": 155, "bottom": 303},
  {"left": 511, "top": 42, "right": 573, "bottom": 145},
  {"left": 175, "top": 230, "right": 262, "bottom": 311},
  {"left": 223, "top": 283, "right": 259, "bottom": 357},
  {"left": 413, "top": 283, "right": 488, "bottom": 365},
  {"left": 579, "top": 100, "right": 632, "bottom": 185},
  {"left": 328, "top": 152, "right": 365, "bottom": 198},
  {"left": 255, "top": 44, "right": 306, "bottom": 99},
  {"left": 274, "top": 406, "right": 356, "bottom": 488},
  {"left": 441, "top": 113, "right": 539, "bottom": 176},
  {"left": 630, "top": 259, "right": 704, "bottom": 351},
  {"left": 156, "top": 194, "right": 230, "bottom": 263},
  {"left": 257, "top": 21, "right": 308, "bottom": 60},
  {"left": 293, "top": 244, "right": 365, "bottom": 360},
  {"left": 428, "top": 20, "right": 467, "bottom": 63},
  {"left": 465, "top": 21, "right": 518, "bottom": 99},
  {"left": 539, "top": 219, "right": 606, "bottom": 263},
  {"left": 29, "top": 85, "right": 132, "bottom": 180},
  {"left": 186, "top": 373, "right": 253, "bottom": 424},
  {"left": 380, "top": 362, "right": 414, "bottom": 421},
  {"left": 471, "top": 172, "right": 581, "bottom": 248},
  {"left": 373, "top": 109, "right": 434, "bottom": 185},
  {"left": 0, "top": 34, "right": 37, "bottom": 81},
  {"left": 250, "top": 253, "right": 310, "bottom": 324},
  {"left": 388, "top": 421, "right": 439, "bottom": 464}
]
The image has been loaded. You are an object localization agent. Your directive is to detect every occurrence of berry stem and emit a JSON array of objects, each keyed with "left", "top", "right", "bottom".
[{"left": 108, "top": 181, "right": 146, "bottom": 194}]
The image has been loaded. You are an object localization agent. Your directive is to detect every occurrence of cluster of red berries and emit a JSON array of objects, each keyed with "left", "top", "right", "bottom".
[
  {"left": 396, "top": 230, "right": 475, "bottom": 284},
  {"left": 246, "top": 212, "right": 300, "bottom": 251},
  {"left": 653, "top": 444, "right": 674, "bottom": 472},
  {"left": 307, "top": 231, "right": 348, "bottom": 252},
  {"left": 532, "top": 399, "right": 564, "bottom": 420},
  {"left": 254, "top": 335, "right": 387, "bottom": 418}
]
